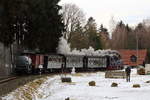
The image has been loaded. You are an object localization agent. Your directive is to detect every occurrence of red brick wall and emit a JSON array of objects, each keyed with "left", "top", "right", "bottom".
[{"left": 118, "top": 50, "right": 147, "bottom": 66}]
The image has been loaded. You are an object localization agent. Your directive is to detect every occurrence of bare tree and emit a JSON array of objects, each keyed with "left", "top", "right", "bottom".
[
  {"left": 134, "top": 23, "right": 149, "bottom": 49},
  {"left": 111, "top": 21, "right": 127, "bottom": 49},
  {"left": 62, "top": 3, "right": 85, "bottom": 42},
  {"left": 109, "top": 16, "right": 117, "bottom": 34}
]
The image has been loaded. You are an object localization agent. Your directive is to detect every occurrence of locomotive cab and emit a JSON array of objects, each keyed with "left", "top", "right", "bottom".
[{"left": 15, "top": 56, "right": 32, "bottom": 74}]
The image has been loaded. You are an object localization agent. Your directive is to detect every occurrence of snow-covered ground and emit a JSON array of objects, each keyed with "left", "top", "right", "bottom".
[{"left": 2, "top": 69, "right": 150, "bottom": 100}]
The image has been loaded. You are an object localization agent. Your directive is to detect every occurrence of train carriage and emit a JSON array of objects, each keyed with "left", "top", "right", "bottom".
[
  {"left": 30, "top": 54, "right": 44, "bottom": 72},
  {"left": 64, "top": 54, "right": 84, "bottom": 72},
  {"left": 45, "top": 54, "right": 64, "bottom": 72},
  {"left": 86, "top": 56, "right": 108, "bottom": 70}
]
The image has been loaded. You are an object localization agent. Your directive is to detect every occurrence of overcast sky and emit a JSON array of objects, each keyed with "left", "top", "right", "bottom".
[{"left": 59, "top": 0, "right": 150, "bottom": 30}]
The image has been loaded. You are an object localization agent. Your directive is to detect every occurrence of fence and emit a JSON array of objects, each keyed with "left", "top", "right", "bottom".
[{"left": 105, "top": 70, "right": 126, "bottom": 78}]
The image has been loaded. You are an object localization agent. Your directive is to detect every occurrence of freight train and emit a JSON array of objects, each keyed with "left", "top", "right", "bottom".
[{"left": 14, "top": 51, "right": 123, "bottom": 74}]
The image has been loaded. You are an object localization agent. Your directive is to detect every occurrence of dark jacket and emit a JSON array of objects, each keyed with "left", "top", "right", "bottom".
[{"left": 125, "top": 67, "right": 131, "bottom": 75}]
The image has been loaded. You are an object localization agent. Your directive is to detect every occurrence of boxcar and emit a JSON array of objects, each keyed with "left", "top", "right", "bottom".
[{"left": 29, "top": 54, "right": 44, "bottom": 73}]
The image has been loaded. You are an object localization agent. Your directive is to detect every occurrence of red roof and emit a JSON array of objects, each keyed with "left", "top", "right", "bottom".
[{"left": 118, "top": 49, "right": 147, "bottom": 66}]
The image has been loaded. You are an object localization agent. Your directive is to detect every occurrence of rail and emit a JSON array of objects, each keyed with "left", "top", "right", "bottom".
[{"left": 0, "top": 77, "right": 17, "bottom": 84}]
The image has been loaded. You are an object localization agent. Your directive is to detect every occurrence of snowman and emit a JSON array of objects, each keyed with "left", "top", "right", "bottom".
[{"left": 71, "top": 67, "right": 76, "bottom": 74}]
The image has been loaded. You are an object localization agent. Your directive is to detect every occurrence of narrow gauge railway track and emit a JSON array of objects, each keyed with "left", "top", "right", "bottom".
[
  {"left": 0, "top": 77, "right": 17, "bottom": 84},
  {"left": 0, "top": 74, "right": 51, "bottom": 97}
]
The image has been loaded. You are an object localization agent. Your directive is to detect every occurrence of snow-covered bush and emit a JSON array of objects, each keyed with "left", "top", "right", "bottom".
[
  {"left": 111, "top": 82, "right": 118, "bottom": 87},
  {"left": 89, "top": 81, "right": 96, "bottom": 86}
]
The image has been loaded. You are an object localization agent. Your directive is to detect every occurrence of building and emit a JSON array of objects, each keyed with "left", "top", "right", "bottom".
[
  {"left": 0, "top": 43, "right": 12, "bottom": 77},
  {"left": 118, "top": 49, "right": 147, "bottom": 67}
]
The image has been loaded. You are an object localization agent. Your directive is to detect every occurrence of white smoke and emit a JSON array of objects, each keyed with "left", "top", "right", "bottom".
[
  {"left": 57, "top": 37, "right": 71, "bottom": 54},
  {"left": 57, "top": 37, "right": 119, "bottom": 56}
]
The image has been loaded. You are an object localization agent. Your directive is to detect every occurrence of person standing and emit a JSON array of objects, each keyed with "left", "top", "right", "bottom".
[{"left": 125, "top": 66, "right": 131, "bottom": 82}]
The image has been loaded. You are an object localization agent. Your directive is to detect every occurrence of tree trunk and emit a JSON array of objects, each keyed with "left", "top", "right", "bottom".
[
  {"left": 3, "top": 45, "right": 6, "bottom": 76},
  {"left": 9, "top": 44, "right": 14, "bottom": 74}
]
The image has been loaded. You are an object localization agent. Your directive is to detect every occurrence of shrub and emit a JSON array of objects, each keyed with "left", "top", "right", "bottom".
[
  {"left": 133, "top": 84, "right": 140, "bottom": 88},
  {"left": 65, "top": 97, "right": 70, "bottom": 100},
  {"left": 111, "top": 82, "right": 118, "bottom": 87},
  {"left": 137, "top": 68, "right": 145, "bottom": 75},
  {"left": 89, "top": 81, "right": 96, "bottom": 86},
  {"left": 146, "top": 80, "right": 150, "bottom": 83}
]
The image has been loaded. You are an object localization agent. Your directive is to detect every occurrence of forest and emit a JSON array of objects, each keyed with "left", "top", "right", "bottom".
[{"left": 0, "top": 1, "right": 150, "bottom": 55}]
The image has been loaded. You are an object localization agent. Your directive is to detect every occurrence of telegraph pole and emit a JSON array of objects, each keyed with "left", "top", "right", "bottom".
[{"left": 136, "top": 32, "right": 139, "bottom": 67}]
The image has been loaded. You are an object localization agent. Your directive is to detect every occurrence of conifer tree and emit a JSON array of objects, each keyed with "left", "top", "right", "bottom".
[
  {"left": 0, "top": 0, "right": 65, "bottom": 53},
  {"left": 84, "top": 17, "right": 102, "bottom": 50}
]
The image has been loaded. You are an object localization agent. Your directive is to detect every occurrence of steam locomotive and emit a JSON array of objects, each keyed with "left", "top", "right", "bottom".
[{"left": 14, "top": 51, "right": 123, "bottom": 74}]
